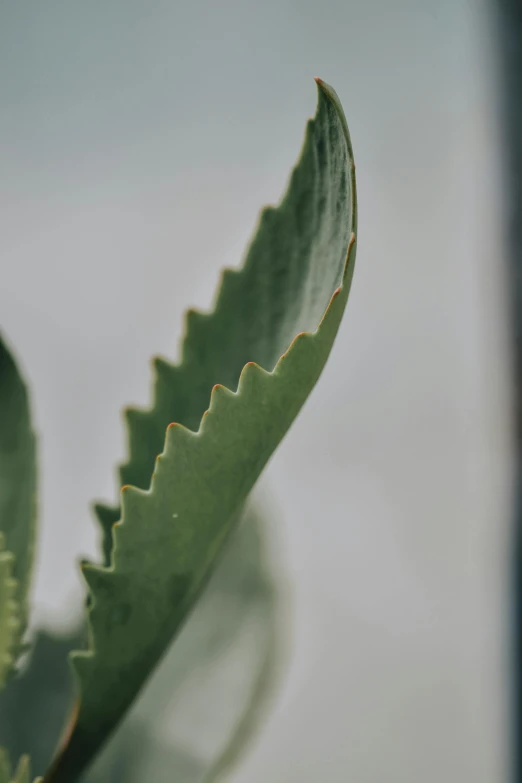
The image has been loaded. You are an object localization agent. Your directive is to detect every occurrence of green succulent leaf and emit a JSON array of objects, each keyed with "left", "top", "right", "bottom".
[
  {"left": 0, "top": 336, "right": 37, "bottom": 653},
  {"left": 0, "top": 536, "right": 19, "bottom": 688},
  {"left": 46, "top": 78, "right": 357, "bottom": 783}
]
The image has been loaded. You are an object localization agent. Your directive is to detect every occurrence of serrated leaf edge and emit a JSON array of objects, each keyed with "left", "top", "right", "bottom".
[
  {"left": 93, "top": 78, "right": 356, "bottom": 565},
  {"left": 0, "top": 534, "right": 21, "bottom": 688}
]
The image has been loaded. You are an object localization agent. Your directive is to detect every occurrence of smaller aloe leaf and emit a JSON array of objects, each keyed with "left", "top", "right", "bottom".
[
  {"left": 0, "top": 535, "right": 20, "bottom": 688},
  {"left": 0, "top": 337, "right": 37, "bottom": 650}
]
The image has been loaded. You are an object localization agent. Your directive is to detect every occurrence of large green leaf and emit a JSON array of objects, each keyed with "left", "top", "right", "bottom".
[
  {"left": 0, "top": 336, "right": 37, "bottom": 653},
  {"left": 45, "top": 78, "right": 357, "bottom": 783}
]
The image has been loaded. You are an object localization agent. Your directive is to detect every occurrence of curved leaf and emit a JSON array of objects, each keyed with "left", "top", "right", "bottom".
[
  {"left": 0, "top": 336, "right": 37, "bottom": 649},
  {"left": 46, "top": 78, "right": 357, "bottom": 783}
]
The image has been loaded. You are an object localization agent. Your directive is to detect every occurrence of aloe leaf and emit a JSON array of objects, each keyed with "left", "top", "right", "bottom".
[
  {"left": 46, "top": 78, "right": 357, "bottom": 783},
  {"left": 0, "top": 336, "right": 37, "bottom": 649}
]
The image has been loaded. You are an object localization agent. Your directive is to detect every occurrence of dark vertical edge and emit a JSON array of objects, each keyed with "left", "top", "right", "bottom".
[{"left": 494, "top": 1, "right": 522, "bottom": 780}]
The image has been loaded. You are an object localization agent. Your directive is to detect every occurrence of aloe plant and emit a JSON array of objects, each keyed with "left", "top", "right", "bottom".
[{"left": 0, "top": 78, "right": 357, "bottom": 783}]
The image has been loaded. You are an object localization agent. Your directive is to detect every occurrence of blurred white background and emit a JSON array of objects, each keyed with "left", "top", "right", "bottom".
[{"left": 0, "top": 0, "right": 514, "bottom": 780}]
